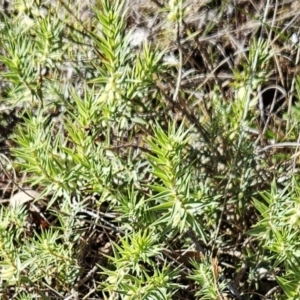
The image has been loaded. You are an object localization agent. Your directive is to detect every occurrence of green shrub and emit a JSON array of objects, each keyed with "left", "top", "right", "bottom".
[{"left": 0, "top": 0, "right": 300, "bottom": 299}]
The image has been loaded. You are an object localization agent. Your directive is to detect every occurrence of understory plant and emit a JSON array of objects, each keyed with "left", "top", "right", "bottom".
[{"left": 0, "top": 0, "right": 299, "bottom": 299}]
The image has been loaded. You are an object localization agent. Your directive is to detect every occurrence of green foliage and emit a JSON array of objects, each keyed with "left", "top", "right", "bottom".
[
  {"left": 189, "top": 258, "right": 227, "bottom": 300},
  {"left": 0, "top": 205, "right": 79, "bottom": 293},
  {"left": 146, "top": 122, "right": 207, "bottom": 241},
  {"left": 0, "top": 3, "right": 65, "bottom": 106},
  {"left": 249, "top": 181, "right": 300, "bottom": 298},
  {"left": 101, "top": 230, "right": 181, "bottom": 300},
  {"left": 0, "top": 0, "right": 299, "bottom": 299}
]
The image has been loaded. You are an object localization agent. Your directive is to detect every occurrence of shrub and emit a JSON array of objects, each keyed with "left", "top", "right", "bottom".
[{"left": 0, "top": 0, "right": 300, "bottom": 299}]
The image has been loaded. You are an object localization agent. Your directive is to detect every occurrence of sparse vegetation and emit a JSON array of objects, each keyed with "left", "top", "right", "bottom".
[{"left": 0, "top": 0, "right": 300, "bottom": 299}]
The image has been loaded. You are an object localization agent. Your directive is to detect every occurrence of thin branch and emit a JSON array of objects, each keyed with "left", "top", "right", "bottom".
[
  {"left": 257, "top": 142, "right": 300, "bottom": 153},
  {"left": 173, "top": 20, "right": 183, "bottom": 103}
]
